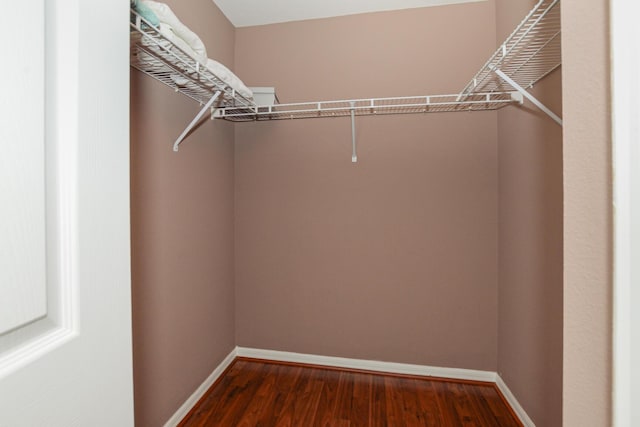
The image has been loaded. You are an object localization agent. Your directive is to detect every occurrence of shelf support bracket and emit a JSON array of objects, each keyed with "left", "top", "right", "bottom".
[
  {"left": 350, "top": 102, "right": 357, "bottom": 163},
  {"left": 493, "top": 68, "right": 563, "bottom": 126},
  {"left": 173, "top": 91, "right": 222, "bottom": 152}
]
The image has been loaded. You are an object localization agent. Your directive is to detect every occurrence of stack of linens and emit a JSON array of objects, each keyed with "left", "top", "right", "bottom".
[{"left": 132, "top": 0, "right": 253, "bottom": 101}]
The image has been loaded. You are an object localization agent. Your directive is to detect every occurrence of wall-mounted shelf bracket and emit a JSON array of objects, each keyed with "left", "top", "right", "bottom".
[
  {"left": 173, "top": 91, "right": 222, "bottom": 152},
  {"left": 510, "top": 91, "right": 524, "bottom": 105},
  {"left": 350, "top": 101, "right": 357, "bottom": 163},
  {"left": 494, "top": 68, "right": 563, "bottom": 126}
]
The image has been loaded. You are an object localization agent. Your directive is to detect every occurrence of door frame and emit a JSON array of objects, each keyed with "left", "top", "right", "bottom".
[{"left": 611, "top": 0, "right": 640, "bottom": 425}]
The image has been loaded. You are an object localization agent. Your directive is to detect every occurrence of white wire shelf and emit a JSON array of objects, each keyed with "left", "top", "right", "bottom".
[
  {"left": 129, "top": 0, "right": 561, "bottom": 153},
  {"left": 459, "top": 0, "right": 561, "bottom": 98},
  {"left": 215, "top": 0, "right": 561, "bottom": 123},
  {"left": 214, "top": 92, "right": 518, "bottom": 122},
  {"left": 129, "top": 10, "right": 255, "bottom": 110}
]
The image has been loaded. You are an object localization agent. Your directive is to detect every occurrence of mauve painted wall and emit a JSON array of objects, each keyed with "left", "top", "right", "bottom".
[
  {"left": 233, "top": 3, "right": 500, "bottom": 370},
  {"left": 495, "top": 1, "right": 564, "bottom": 426},
  {"left": 130, "top": 1, "right": 236, "bottom": 426}
]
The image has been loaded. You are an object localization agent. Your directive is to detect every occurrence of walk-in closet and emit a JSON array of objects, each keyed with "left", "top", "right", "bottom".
[{"left": 127, "top": 0, "right": 609, "bottom": 426}]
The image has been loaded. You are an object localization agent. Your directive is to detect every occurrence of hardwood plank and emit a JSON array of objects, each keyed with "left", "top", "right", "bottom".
[
  {"left": 234, "top": 363, "right": 282, "bottom": 426},
  {"left": 370, "top": 374, "right": 387, "bottom": 427},
  {"left": 477, "top": 385, "right": 522, "bottom": 427},
  {"left": 464, "top": 384, "right": 509, "bottom": 426},
  {"left": 179, "top": 358, "right": 523, "bottom": 427},
  {"left": 289, "top": 369, "right": 324, "bottom": 426},
  {"left": 414, "top": 378, "right": 445, "bottom": 426},
  {"left": 446, "top": 381, "right": 488, "bottom": 426},
  {"left": 179, "top": 360, "right": 266, "bottom": 427},
  {"left": 384, "top": 376, "right": 407, "bottom": 426},
  {"left": 349, "top": 373, "right": 372, "bottom": 427},
  {"left": 434, "top": 381, "right": 464, "bottom": 427},
  {"left": 272, "top": 365, "right": 306, "bottom": 426},
  {"left": 313, "top": 368, "right": 342, "bottom": 427},
  {"left": 251, "top": 364, "right": 303, "bottom": 426},
  {"left": 207, "top": 361, "right": 277, "bottom": 426},
  {"left": 334, "top": 371, "right": 354, "bottom": 425}
]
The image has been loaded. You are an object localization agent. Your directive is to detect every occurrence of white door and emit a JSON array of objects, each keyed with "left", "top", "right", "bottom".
[{"left": 0, "top": 2, "right": 133, "bottom": 426}]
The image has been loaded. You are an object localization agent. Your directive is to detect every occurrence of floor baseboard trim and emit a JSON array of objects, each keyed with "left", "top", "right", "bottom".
[
  {"left": 235, "top": 347, "right": 496, "bottom": 383},
  {"left": 163, "top": 347, "right": 237, "bottom": 427},
  {"left": 495, "top": 374, "right": 536, "bottom": 427}
]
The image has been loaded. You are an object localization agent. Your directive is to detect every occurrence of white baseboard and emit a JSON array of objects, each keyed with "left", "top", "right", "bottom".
[
  {"left": 495, "top": 374, "right": 536, "bottom": 427},
  {"left": 164, "top": 346, "right": 535, "bottom": 427},
  {"left": 163, "top": 347, "right": 237, "bottom": 427},
  {"left": 236, "top": 347, "right": 496, "bottom": 383}
]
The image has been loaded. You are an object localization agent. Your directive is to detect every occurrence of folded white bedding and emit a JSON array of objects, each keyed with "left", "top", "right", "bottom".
[
  {"left": 206, "top": 59, "right": 253, "bottom": 101},
  {"left": 157, "top": 23, "right": 203, "bottom": 63},
  {"left": 141, "top": 0, "right": 207, "bottom": 63},
  {"left": 134, "top": 1, "right": 254, "bottom": 103}
]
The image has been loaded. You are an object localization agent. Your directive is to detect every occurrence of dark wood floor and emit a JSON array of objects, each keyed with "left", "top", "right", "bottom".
[{"left": 179, "top": 358, "right": 522, "bottom": 427}]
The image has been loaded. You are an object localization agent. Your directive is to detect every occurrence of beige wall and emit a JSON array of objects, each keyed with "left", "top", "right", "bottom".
[
  {"left": 495, "top": 1, "right": 564, "bottom": 426},
  {"left": 562, "top": 0, "right": 612, "bottom": 425},
  {"left": 233, "top": 3, "right": 501, "bottom": 370},
  {"left": 129, "top": 1, "right": 236, "bottom": 426}
]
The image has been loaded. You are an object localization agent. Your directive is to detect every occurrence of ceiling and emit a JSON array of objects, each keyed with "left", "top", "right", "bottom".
[{"left": 212, "top": 0, "right": 485, "bottom": 28}]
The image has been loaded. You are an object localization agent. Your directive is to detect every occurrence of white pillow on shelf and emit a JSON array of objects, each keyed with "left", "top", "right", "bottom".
[
  {"left": 205, "top": 59, "right": 254, "bottom": 101},
  {"left": 141, "top": 1, "right": 208, "bottom": 63},
  {"left": 157, "top": 23, "right": 204, "bottom": 64}
]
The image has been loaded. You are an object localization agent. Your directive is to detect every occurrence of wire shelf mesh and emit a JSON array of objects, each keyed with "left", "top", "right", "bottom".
[
  {"left": 459, "top": 0, "right": 561, "bottom": 98},
  {"left": 216, "top": 93, "right": 515, "bottom": 122},
  {"left": 130, "top": 1, "right": 558, "bottom": 125},
  {"left": 129, "top": 10, "right": 255, "bottom": 110}
]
